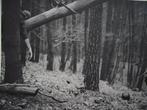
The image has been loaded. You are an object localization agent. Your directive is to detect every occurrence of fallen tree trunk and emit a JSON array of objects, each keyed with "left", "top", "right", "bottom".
[
  {"left": 24, "top": 0, "right": 107, "bottom": 30},
  {"left": 24, "top": 0, "right": 137, "bottom": 31},
  {"left": 0, "top": 84, "right": 39, "bottom": 96},
  {"left": 0, "top": 84, "right": 67, "bottom": 103}
]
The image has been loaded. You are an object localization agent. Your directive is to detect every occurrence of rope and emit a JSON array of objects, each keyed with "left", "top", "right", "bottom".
[{"left": 52, "top": 0, "right": 78, "bottom": 14}]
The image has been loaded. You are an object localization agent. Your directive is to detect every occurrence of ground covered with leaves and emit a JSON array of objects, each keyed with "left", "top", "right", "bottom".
[{"left": 0, "top": 60, "right": 147, "bottom": 110}]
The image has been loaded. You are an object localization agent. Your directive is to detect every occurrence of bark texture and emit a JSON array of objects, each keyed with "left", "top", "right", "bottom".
[
  {"left": 83, "top": 4, "right": 102, "bottom": 91},
  {"left": 3, "top": 0, "right": 23, "bottom": 83}
]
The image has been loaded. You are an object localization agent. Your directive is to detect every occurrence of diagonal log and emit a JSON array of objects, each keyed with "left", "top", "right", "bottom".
[
  {"left": 24, "top": 0, "right": 140, "bottom": 31},
  {"left": 24, "top": 0, "right": 107, "bottom": 30}
]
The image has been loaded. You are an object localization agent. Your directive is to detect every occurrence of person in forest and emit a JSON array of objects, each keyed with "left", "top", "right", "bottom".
[{"left": 20, "top": 10, "right": 32, "bottom": 66}]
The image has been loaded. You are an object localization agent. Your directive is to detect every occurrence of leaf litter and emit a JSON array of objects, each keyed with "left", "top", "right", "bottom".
[{"left": 0, "top": 59, "right": 147, "bottom": 110}]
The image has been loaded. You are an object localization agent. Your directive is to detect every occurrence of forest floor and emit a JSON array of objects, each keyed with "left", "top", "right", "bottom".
[{"left": 0, "top": 57, "right": 147, "bottom": 110}]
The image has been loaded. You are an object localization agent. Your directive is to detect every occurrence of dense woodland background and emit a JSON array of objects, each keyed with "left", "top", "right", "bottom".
[
  {"left": 8, "top": 0, "right": 146, "bottom": 90},
  {"left": 1, "top": 0, "right": 147, "bottom": 90},
  {"left": 1, "top": 0, "right": 147, "bottom": 110}
]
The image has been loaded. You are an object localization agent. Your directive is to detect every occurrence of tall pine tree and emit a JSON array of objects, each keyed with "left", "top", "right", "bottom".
[{"left": 83, "top": 4, "right": 102, "bottom": 91}]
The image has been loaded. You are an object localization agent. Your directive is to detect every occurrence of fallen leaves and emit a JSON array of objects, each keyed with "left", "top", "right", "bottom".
[{"left": 0, "top": 60, "right": 147, "bottom": 110}]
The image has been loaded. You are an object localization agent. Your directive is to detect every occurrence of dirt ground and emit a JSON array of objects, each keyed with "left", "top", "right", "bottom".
[{"left": 0, "top": 61, "right": 147, "bottom": 110}]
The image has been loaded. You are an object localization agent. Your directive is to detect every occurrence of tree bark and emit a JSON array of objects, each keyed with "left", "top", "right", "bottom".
[
  {"left": 59, "top": 17, "right": 67, "bottom": 71},
  {"left": 24, "top": 0, "right": 108, "bottom": 30},
  {"left": 83, "top": 4, "right": 102, "bottom": 91},
  {"left": 127, "top": 2, "right": 134, "bottom": 87},
  {"left": 0, "top": 84, "right": 39, "bottom": 96},
  {"left": 47, "top": 24, "right": 54, "bottom": 71},
  {"left": 46, "top": 1, "right": 54, "bottom": 71},
  {"left": 107, "top": 1, "right": 121, "bottom": 84},
  {"left": 24, "top": 0, "right": 137, "bottom": 31},
  {"left": 84, "top": 9, "right": 89, "bottom": 56},
  {"left": 34, "top": 37, "right": 40, "bottom": 62},
  {"left": 99, "top": 2, "right": 108, "bottom": 80},
  {"left": 100, "top": 1, "right": 113, "bottom": 81},
  {"left": 137, "top": 6, "right": 147, "bottom": 90},
  {"left": 72, "top": 41, "right": 77, "bottom": 73},
  {"left": 3, "top": 0, "right": 23, "bottom": 83},
  {"left": 70, "top": 14, "right": 77, "bottom": 73}
]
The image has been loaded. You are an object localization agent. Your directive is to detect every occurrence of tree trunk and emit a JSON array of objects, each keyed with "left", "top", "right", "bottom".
[
  {"left": 46, "top": 1, "right": 54, "bottom": 71},
  {"left": 69, "top": 14, "right": 77, "bottom": 73},
  {"left": 34, "top": 37, "right": 40, "bottom": 62},
  {"left": 127, "top": 2, "right": 134, "bottom": 87},
  {"left": 59, "top": 17, "right": 67, "bottom": 71},
  {"left": 107, "top": 1, "right": 121, "bottom": 84},
  {"left": 59, "top": 42, "right": 66, "bottom": 71},
  {"left": 100, "top": 1, "right": 113, "bottom": 81},
  {"left": 66, "top": 42, "right": 72, "bottom": 62},
  {"left": 84, "top": 9, "right": 89, "bottom": 56},
  {"left": 24, "top": 0, "right": 108, "bottom": 30},
  {"left": 2, "top": 0, "right": 23, "bottom": 83},
  {"left": 47, "top": 24, "right": 54, "bottom": 71},
  {"left": 33, "top": 1, "right": 41, "bottom": 62},
  {"left": 82, "top": 9, "right": 89, "bottom": 75},
  {"left": 83, "top": 4, "right": 102, "bottom": 91},
  {"left": 137, "top": 6, "right": 147, "bottom": 90},
  {"left": 20, "top": 39, "right": 27, "bottom": 66},
  {"left": 0, "top": 84, "right": 39, "bottom": 96},
  {"left": 39, "top": 0, "right": 49, "bottom": 55},
  {"left": 72, "top": 14, "right": 77, "bottom": 73},
  {"left": 72, "top": 41, "right": 77, "bottom": 73},
  {"left": 99, "top": 2, "right": 108, "bottom": 80}
]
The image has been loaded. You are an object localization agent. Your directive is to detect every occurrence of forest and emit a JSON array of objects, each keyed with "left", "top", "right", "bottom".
[{"left": 1, "top": 0, "right": 147, "bottom": 110}]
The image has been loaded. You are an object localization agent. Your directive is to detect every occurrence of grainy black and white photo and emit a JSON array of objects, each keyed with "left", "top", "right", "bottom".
[{"left": 1, "top": 0, "right": 147, "bottom": 110}]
